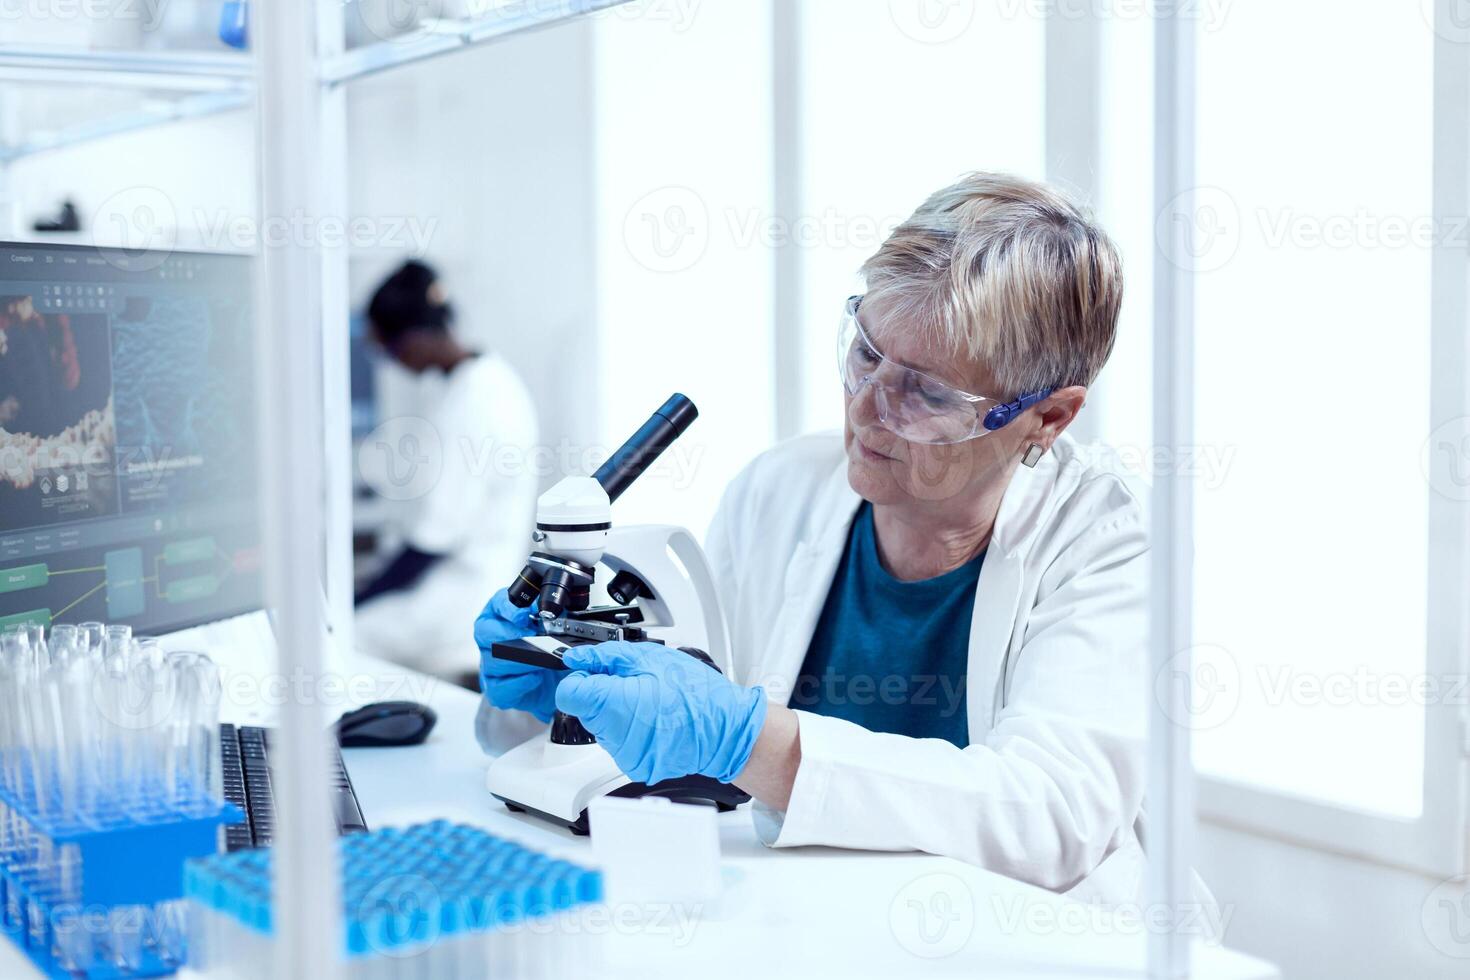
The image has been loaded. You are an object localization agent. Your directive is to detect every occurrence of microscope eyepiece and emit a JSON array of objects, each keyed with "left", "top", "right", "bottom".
[{"left": 592, "top": 393, "right": 698, "bottom": 503}]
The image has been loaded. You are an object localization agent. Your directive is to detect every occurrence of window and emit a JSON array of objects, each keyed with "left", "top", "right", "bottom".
[
  {"left": 1188, "top": 2, "right": 1434, "bottom": 819},
  {"left": 1097, "top": 1, "right": 1465, "bottom": 874},
  {"left": 591, "top": 2, "right": 776, "bottom": 538},
  {"left": 794, "top": 0, "right": 1046, "bottom": 434}
]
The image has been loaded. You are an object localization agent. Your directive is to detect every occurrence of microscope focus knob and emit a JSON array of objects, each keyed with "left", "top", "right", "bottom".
[{"left": 550, "top": 710, "right": 597, "bottom": 746}]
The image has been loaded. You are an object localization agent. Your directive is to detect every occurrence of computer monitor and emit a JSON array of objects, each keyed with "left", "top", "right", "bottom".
[{"left": 0, "top": 242, "right": 262, "bottom": 635}]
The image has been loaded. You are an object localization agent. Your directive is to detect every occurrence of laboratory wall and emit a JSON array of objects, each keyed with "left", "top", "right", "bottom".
[{"left": 345, "top": 19, "right": 602, "bottom": 514}]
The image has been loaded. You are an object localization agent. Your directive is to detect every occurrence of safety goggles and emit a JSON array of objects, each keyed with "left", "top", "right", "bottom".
[{"left": 837, "top": 295, "right": 1052, "bottom": 445}]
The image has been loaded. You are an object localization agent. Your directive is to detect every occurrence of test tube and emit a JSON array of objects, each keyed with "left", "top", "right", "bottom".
[
  {"left": 108, "top": 903, "right": 145, "bottom": 972},
  {"left": 41, "top": 658, "right": 77, "bottom": 817},
  {"left": 0, "top": 634, "right": 21, "bottom": 795},
  {"left": 78, "top": 621, "right": 105, "bottom": 657},
  {"left": 61, "top": 653, "right": 101, "bottom": 822},
  {"left": 99, "top": 636, "right": 137, "bottom": 809},
  {"left": 105, "top": 624, "right": 132, "bottom": 660},
  {"left": 129, "top": 638, "right": 172, "bottom": 800},
  {"left": 48, "top": 624, "right": 79, "bottom": 669},
  {"left": 166, "top": 653, "right": 197, "bottom": 808},
  {"left": 24, "top": 623, "right": 48, "bottom": 672},
  {"left": 172, "top": 653, "right": 223, "bottom": 809}
]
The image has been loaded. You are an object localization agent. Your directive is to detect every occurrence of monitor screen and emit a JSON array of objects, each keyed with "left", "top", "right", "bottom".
[{"left": 0, "top": 242, "right": 262, "bottom": 635}]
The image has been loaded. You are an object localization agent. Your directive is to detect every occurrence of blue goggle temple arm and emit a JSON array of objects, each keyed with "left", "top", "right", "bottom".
[{"left": 981, "top": 388, "right": 1053, "bottom": 432}]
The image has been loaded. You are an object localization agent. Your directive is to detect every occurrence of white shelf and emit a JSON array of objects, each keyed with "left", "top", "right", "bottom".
[
  {"left": 0, "top": 88, "right": 249, "bottom": 162},
  {"left": 0, "top": 44, "right": 251, "bottom": 89},
  {"left": 322, "top": 0, "right": 634, "bottom": 86},
  {"left": 0, "top": 0, "right": 635, "bottom": 160}
]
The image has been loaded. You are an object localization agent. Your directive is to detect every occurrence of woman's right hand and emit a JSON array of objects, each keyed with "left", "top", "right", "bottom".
[{"left": 475, "top": 588, "right": 559, "bottom": 723}]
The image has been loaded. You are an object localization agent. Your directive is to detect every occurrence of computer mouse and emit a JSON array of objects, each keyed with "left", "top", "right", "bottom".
[{"left": 334, "top": 701, "right": 437, "bottom": 748}]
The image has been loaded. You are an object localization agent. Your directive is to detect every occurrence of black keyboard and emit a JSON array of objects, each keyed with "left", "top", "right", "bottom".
[{"left": 219, "top": 723, "right": 368, "bottom": 852}]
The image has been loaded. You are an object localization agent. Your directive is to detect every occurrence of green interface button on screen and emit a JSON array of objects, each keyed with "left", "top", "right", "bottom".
[
  {"left": 0, "top": 609, "right": 51, "bottom": 631},
  {"left": 165, "top": 574, "right": 219, "bottom": 604},
  {"left": 0, "top": 564, "right": 48, "bottom": 595},
  {"left": 164, "top": 537, "right": 216, "bottom": 566}
]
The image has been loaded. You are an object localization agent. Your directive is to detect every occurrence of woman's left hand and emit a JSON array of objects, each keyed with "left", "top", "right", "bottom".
[{"left": 555, "top": 640, "right": 768, "bottom": 786}]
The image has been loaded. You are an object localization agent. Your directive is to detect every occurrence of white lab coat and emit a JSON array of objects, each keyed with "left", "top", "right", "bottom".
[
  {"left": 705, "top": 431, "right": 1153, "bottom": 902},
  {"left": 357, "top": 353, "right": 539, "bottom": 677}
]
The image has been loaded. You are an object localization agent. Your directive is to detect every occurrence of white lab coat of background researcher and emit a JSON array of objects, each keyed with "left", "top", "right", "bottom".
[
  {"left": 356, "top": 353, "right": 538, "bottom": 677},
  {"left": 707, "top": 431, "right": 1162, "bottom": 906}
]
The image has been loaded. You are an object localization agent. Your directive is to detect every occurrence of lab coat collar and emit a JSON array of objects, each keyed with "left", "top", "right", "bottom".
[
  {"left": 989, "top": 447, "right": 1058, "bottom": 560},
  {"left": 764, "top": 438, "right": 1051, "bottom": 711}
]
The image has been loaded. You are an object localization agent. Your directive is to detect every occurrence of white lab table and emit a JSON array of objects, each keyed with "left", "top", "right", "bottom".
[{"left": 1, "top": 651, "right": 1279, "bottom": 979}]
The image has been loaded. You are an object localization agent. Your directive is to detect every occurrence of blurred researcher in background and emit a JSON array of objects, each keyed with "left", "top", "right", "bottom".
[{"left": 355, "top": 260, "right": 538, "bottom": 681}]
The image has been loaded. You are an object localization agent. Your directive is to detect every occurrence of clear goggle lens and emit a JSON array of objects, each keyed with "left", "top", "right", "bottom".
[
  {"left": 837, "top": 301, "right": 991, "bottom": 444},
  {"left": 837, "top": 297, "right": 1053, "bottom": 445}
]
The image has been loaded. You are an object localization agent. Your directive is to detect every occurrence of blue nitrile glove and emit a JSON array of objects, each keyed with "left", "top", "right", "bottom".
[
  {"left": 555, "top": 641, "right": 768, "bottom": 785},
  {"left": 474, "top": 589, "right": 558, "bottom": 723}
]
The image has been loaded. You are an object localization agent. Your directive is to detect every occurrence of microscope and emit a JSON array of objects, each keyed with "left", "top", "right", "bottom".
[{"left": 484, "top": 394, "right": 750, "bottom": 835}]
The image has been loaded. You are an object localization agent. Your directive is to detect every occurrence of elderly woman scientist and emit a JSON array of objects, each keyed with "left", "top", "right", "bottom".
[{"left": 476, "top": 172, "right": 1146, "bottom": 899}]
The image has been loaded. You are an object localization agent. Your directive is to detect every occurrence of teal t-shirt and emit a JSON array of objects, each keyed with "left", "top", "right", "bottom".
[{"left": 791, "top": 502, "right": 980, "bottom": 748}]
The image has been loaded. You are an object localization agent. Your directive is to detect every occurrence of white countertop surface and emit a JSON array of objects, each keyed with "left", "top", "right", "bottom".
[{"left": 1, "top": 632, "right": 1279, "bottom": 979}]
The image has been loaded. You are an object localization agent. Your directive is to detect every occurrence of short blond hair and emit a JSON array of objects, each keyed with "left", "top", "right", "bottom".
[{"left": 860, "top": 172, "right": 1123, "bottom": 396}]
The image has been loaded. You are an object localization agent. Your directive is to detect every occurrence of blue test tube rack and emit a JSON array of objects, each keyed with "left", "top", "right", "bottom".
[
  {"left": 184, "top": 821, "right": 603, "bottom": 975},
  {"left": 0, "top": 771, "right": 241, "bottom": 980}
]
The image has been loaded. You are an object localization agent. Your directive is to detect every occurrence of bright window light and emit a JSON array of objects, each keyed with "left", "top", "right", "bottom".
[
  {"left": 795, "top": 0, "right": 1046, "bottom": 434},
  {"left": 591, "top": 3, "right": 776, "bottom": 540},
  {"left": 1145, "top": 3, "right": 1432, "bottom": 818}
]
